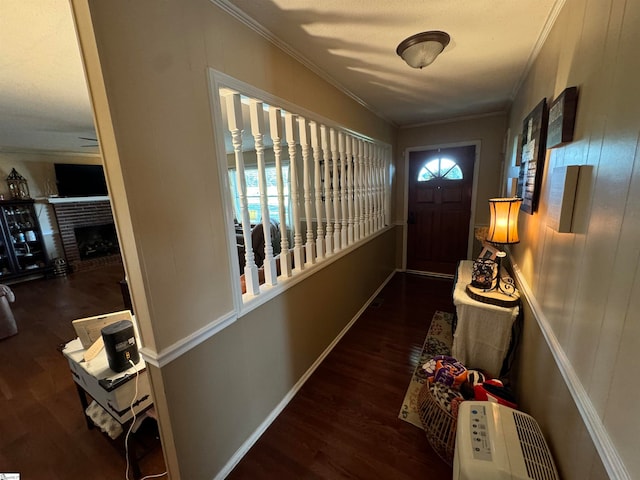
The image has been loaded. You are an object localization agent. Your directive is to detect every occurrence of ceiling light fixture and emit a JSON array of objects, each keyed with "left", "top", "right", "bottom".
[{"left": 396, "top": 31, "right": 450, "bottom": 69}]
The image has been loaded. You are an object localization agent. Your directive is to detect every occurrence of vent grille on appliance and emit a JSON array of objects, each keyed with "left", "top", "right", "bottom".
[{"left": 513, "top": 411, "right": 559, "bottom": 480}]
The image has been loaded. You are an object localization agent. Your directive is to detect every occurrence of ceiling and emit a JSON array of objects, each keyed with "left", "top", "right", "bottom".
[
  {"left": 0, "top": 0, "right": 97, "bottom": 155},
  {"left": 0, "top": 0, "right": 562, "bottom": 155}
]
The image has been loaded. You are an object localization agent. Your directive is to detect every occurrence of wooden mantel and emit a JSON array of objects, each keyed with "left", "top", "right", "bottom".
[{"left": 47, "top": 196, "right": 110, "bottom": 204}]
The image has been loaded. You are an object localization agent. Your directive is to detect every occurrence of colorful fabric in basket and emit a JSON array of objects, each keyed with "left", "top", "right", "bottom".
[
  {"left": 422, "top": 355, "right": 468, "bottom": 388},
  {"left": 429, "top": 382, "right": 464, "bottom": 414},
  {"left": 474, "top": 379, "right": 518, "bottom": 409},
  {"left": 466, "top": 369, "right": 486, "bottom": 386}
]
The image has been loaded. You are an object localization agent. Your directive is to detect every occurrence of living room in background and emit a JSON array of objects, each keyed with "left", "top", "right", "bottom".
[{"left": 209, "top": 70, "right": 392, "bottom": 311}]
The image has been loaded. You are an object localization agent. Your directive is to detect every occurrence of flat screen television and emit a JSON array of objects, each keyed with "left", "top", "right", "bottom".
[{"left": 54, "top": 163, "right": 108, "bottom": 197}]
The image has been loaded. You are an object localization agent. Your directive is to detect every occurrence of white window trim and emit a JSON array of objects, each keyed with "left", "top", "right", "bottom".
[{"left": 208, "top": 69, "right": 392, "bottom": 316}]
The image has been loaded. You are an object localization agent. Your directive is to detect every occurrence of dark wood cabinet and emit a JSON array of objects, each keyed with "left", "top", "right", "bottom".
[{"left": 0, "top": 199, "right": 51, "bottom": 282}]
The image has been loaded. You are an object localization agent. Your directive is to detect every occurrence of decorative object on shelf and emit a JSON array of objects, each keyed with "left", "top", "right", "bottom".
[
  {"left": 547, "top": 165, "right": 580, "bottom": 233},
  {"left": 471, "top": 258, "right": 496, "bottom": 289},
  {"left": 52, "top": 257, "right": 68, "bottom": 277},
  {"left": 484, "top": 197, "right": 521, "bottom": 296},
  {"left": 516, "top": 99, "right": 548, "bottom": 214},
  {"left": 6, "top": 168, "right": 31, "bottom": 200},
  {"left": 478, "top": 242, "right": 499, "bottom": 260},
  {"left": 396, "top": 31, "right": 450, "bottom": 69},
  {"left": 547, "top": 86, "right": 578, "bottom": 149}
]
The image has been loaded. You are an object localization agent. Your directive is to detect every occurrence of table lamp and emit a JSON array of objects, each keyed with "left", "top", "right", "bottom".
[{"left": 486, "top": 197, "right": 521, "bottom": 295}]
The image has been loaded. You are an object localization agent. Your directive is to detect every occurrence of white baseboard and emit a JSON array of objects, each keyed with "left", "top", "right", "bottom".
[
  {"left": 511, "top": 262, "right": 629, "bottom": 480},
  {"left": 213, "top": 269, "right": 397, "bottom": 480},
  {"left": 405, "top": 269, "right": 454, "bottom": 280}
]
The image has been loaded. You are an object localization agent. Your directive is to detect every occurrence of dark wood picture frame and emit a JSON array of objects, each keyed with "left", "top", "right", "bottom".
[
  {"left": 547, "top": 86, "right": 578, "bottom": 149},
  {"left": 517, "top": 98, "right": 548, "bottom": 214}
]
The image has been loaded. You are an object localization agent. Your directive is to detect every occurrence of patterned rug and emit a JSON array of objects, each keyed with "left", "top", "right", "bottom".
[{"left": 398, "top": 311, "right": 454, "bottom": 428}]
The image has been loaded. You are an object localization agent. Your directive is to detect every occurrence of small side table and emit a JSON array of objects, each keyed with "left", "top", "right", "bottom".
[
  {"left": 451, "top": 260, "right": 520, "bottom": 377},
  {"left": 62, "top": 338, "right": 155, "bottom": 479}
]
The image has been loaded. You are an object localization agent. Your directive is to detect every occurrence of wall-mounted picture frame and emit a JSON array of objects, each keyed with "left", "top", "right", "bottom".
[
  {"left": 516, "top": 98, "right": 548, "bottom": 214},
  {"left": 547, "top": 86, "right": 578, "bottom": 149},
  {"left": 511, "top": 133, "right": 522, "bottom": 167}
]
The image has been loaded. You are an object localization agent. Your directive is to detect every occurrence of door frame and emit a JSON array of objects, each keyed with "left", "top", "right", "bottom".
[{"left": 402, "top": 140, "right": 482, "bottom": 275}]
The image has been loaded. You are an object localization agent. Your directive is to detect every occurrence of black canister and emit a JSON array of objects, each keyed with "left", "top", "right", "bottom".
[{"left": 101, "top": 320, "right": 140, "bottom": 372}]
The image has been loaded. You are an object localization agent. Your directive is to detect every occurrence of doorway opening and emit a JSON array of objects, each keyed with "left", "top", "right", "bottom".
[{"left": 405, "top": 144, "right": 477, "bottom": 275}]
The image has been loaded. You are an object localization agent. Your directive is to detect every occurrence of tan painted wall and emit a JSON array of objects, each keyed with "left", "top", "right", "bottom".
[
  {"left": 71, "top": 0, "right": 397, "bottom": 477},
  {"left": 396, "top": 113, "right": 508, "bottom": 261},
  {"left": 508, "top": 0, "right": 640, "bottom": 477},
  {"left": 161, "top": 230, "right": 396, "bottom": 479}
]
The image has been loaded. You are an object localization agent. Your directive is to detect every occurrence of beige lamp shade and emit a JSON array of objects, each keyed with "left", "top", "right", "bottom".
[{"left": 487, "top": 198, "right": 521, "bottom": 244}]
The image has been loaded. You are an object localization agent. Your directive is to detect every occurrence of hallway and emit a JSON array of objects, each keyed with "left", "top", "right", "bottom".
[
  {"left": 1, "top": 267, "right": 454, "bottom": 479},
  {"left": 229, "top": 272, "right": 455, "bottom": 479}
]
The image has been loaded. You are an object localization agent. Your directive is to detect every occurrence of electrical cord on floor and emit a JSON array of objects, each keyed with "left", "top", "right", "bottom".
[{"left": 125, "top": 359, "right": 168, "bottom": 480}]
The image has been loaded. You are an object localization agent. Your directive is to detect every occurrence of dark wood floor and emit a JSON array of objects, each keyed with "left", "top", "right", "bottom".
[
  {"left": 0, "top": 267, "right": 454, "bottom": 479},
  {"left": 229, "top": 272, "right": 455, "bottom": 480},
  {"left": 0, "top": 264, "right": 165, "bottom": 480}
]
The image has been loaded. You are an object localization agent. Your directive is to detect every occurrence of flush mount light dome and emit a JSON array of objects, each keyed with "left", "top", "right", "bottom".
[{"left": 396, "top": 30, "right": 450, "bottom": 69}]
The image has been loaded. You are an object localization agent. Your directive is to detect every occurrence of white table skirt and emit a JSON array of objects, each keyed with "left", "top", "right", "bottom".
[{"left": 451, "top": 260, "right": 519, "bottom": 377}]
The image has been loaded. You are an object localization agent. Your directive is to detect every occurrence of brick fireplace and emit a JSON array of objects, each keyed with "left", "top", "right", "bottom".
[{"left": 50, "top": 197, "right": 122, "bottom": 273}]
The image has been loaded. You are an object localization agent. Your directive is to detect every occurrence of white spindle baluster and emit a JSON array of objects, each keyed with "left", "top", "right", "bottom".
[
  {"left": 249, "top": 100, "right": 277, "bottom": 286},
  {"left": 370, "top": 143, "right": 376, "bottom": 234},
  {"left": 330, "top": 128, "right": 341, "bottom": 250},
  {"left": 351, "top": 138, "right": 361, "bottom": 242},
  {"left": 338, "top": 132, "right": 348, "bottom": 248},
  {"left": 269, "top": 108, "right": 292, "bottom": 277},
  {"left": 385, "top": 147, "right": 391, "bottom": 226},
  {"left": 370, "top": 143, "right": 377, "bottom": 232},
  {"left": 285, "top": 112, "right": 304, "bottom": 271},
  {"left": 356, "top": 138, "right": 364, "bottom": 240},
  {"left": 378, "top": 146, "right": 385, "bottom": 228},
  {"left": 378, "top": 146, "right": 384, "bottom": 228},
  {"left": 226, "top": 94, "right": 259, "bottom": 295},
  {"left": 321, "top": 125, "right": 333, "bottom": 254},
  {"left": 373, "top": 145, "right": 378, "bottom": 231},
  {"left": 346, "top": 135, "right": 354, "bottom": 245},
  {"left": 298, "top": 117, "right": 315, "bottom": 264},
  {"left": 310, "top": 122, "right": 325, "bottom": 260},
  {"left": 351, "top": 137, "right": 357, "bottom": 243},
  {"left": 363, "top": 142, "right": 371, "bottom": 237},
  {"left": 372, "top": 144, "right": 380, "bottom": 232}
]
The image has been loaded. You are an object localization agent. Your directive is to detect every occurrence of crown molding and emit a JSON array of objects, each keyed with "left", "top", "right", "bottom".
[
  {"left": 510, "top": 0, "right": 567, "bottom": 100},
  {"left": 400, "top": 110, "right": 507, "bottom": 130},
  {"left": 209, "top": 0, "right": 395, "bottom": 126}
]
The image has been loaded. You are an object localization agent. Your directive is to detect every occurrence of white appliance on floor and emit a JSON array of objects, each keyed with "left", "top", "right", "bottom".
[{"left": 454, "top": 401, "right": 559, "bottom": 480}]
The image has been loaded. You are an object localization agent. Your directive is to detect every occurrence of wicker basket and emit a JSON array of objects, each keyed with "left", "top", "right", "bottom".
[{"left": 417, "top": 382, "right": 458, "bottom": 465}]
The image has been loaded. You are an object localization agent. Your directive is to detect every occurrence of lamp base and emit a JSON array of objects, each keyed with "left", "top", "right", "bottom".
[
  {"left": 484, "top": 251, "right": 517, "bottom": 296},
  {"left": 465, "top": 283, "right": 520, "bottom": 308}
]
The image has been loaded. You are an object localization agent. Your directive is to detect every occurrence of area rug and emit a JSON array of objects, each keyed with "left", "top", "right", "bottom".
[{"left": 398, "top": 310, "right": 454, "bottom": 428}]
